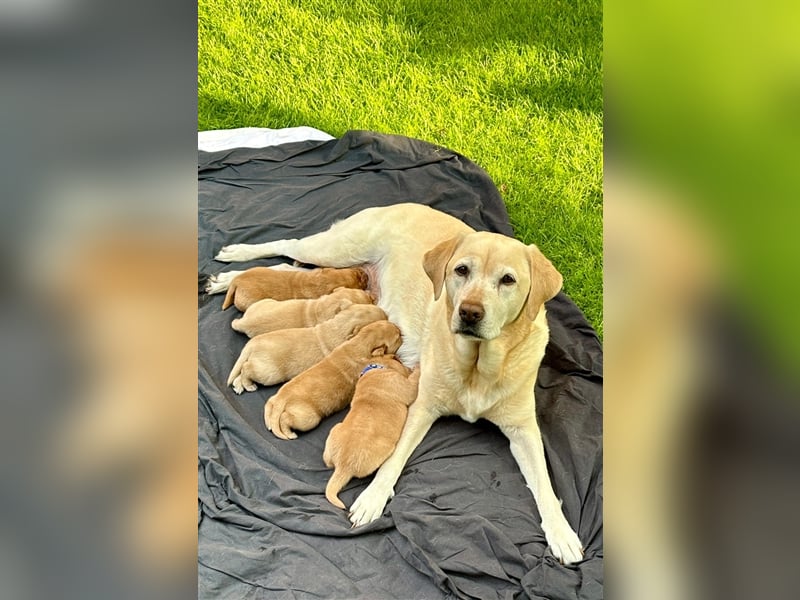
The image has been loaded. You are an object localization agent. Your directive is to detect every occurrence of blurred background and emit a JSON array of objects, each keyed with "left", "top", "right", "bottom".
[
  {"left": 0, "top": 0, "right": 197, "bottom": 598},
  {"left": 1, "top": 0, "right": 799, "bottom": 598},
  {"left": 605, "top": 1, "right": 800, "bottom": 599}
]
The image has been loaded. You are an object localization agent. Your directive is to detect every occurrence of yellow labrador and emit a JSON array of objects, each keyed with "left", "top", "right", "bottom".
[{"left": 214, "top": 203, "right": 584, "bottom": 564}]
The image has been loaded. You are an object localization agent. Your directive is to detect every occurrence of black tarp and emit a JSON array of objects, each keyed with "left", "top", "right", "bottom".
[{"left": 198, "top": 130, "right": 603, "bottom": 599}]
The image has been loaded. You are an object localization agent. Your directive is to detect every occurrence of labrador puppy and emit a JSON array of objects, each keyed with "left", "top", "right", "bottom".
[
  {"left": 227, "top": 304, "right": 386, "bottom": 392},
  {"left": 219, "top": 265, "right": 368, "bottom": 311},
  {"left": 213, "top": 202, "right": 584, "bottom": 564},
  {"left": 232, "top": 287, "right": 374, "bottom": 337},
  {"left": 264, "top": 320, "right": 403, "bottom": 440},
  {"left": 323, "top": 356, "right": 419, "bottom": 510}
]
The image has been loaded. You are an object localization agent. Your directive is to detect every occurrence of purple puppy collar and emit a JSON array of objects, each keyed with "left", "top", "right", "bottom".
[{"left": 359, "top": 363, "right": 386, "bottom": 377}]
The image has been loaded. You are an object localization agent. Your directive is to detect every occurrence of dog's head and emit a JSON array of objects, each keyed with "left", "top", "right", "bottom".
[
  {"left": 330, "top": 286, "right": 376, "bottom": 306},
  {"left": 423, "top": 232, "right": 562, "bottom": 340},
  {"left": 353, "top": 319, "right": 402, "bottom": 355},
  {"left": 369, "top": 353, "right": 411, "bottom": 376},
  {"left": 336, "top": 304, "right": 387, "bottom": 339}
]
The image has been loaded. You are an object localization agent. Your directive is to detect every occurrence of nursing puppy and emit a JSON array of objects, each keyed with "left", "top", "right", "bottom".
[
  {"left": 227, "top": 304, "right": 386, "bottom": 392},
  {"left": 232, "top": 287, "right": 374, "bottom": 337},
  {"left": 264, "top": 320, "right": 402, "bottom": 440},
  {"left": 323, "top": 356, "right": 420, "bottom": 510},
  {"left": 221, "top": 266, "right": 368, "bottom": 311}
]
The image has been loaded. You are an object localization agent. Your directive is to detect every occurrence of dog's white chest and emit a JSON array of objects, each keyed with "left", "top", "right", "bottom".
[
  {"left": 458, "top": 387, "right": 499, "bottom": 423},
  {"left": 439, "top": 337, "right": 508, "bottom": 422},
  {"left": 449, "top": 366, "right": 507, "bottom": 423}
]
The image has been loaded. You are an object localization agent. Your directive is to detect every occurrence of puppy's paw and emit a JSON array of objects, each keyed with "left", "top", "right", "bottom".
[
  {"left": 543, "top": 520, "right": 584, "bottom": 565},
  {"left": 233, "top": 378, "right": 256, "bottom": 394},
  {"left": 215, "top": 244, "right": 260, "bottom": 263},
  {"left": 348, "top": 482, "right": 392, "bottom": 526}
]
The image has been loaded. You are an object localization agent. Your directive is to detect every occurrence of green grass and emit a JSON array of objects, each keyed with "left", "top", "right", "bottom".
[{"left": 199, "top": 0, "right": 603, "bottom": 338}]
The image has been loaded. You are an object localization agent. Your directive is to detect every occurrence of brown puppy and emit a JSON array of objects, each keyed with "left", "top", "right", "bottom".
[
  {"left": 221, "top": 266, "right": 368, "bottom": 311},
  {"left": 227, "top": 304, "right": 386, "bottom": 392},
  {"left": 232, "top": 287, "right": 374, "bottom": 337},
  {"left": 323, "top": 356, "right": 420, "bottom": 510},
  {"left": 264, "top": 320, "right": 403, "bottom": 440}
]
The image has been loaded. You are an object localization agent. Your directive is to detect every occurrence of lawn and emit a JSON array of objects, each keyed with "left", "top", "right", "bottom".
[{"left": 198, "top": 0, "right": 603, "bottom": 337}]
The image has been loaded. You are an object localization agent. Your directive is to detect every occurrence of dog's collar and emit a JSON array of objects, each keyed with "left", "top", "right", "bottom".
[{"left": 359, "top": 363, "right": 386, "bottom": 377}]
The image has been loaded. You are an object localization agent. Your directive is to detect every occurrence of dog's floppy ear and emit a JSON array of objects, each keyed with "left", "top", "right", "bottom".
[
  {"left": 371, "top": 344, "right": 388, "bottom": 356},
  {"left": 345, "top": 323, "right": 364, "bottom": 341},
  {"left": 423, "top": 236, "right": 462, "bottom": 300},
  {"left": 353, "top": 267, "right": 369, "bottom": 290},
  {"left": 525, "top": 244, "right": 563, "bottom": 320}
]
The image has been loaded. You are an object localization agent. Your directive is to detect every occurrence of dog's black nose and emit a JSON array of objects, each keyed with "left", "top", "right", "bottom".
[{"left": 459, "top": 302, "right": 485, "bottom": 325}]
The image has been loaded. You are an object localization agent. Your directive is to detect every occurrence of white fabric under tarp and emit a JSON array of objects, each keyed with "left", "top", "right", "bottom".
[{"left": 197, "top": 126, "right": 334, "bottom": 152}]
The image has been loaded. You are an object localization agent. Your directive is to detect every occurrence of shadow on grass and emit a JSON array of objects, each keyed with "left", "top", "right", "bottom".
[
  {"left": 487, "top": 63, "right": 602, "bottom": 115},
  {"left": 199, "top": 0, "right": 602, "bottom": 128},
  {"left": 315, "top": 0, "right": 601, "bottom": 58},
  {"left": 365, "top": 0, "right": 602, "bottom": 115}
]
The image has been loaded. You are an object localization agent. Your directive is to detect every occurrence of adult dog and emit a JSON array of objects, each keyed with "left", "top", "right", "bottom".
[{"left": 213, "top": 202, "right": 584, "bottom": 564}]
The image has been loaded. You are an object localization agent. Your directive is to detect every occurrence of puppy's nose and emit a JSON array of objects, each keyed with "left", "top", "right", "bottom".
[{"left": 459, "top": 302, "right": 485, "bottom": 325}]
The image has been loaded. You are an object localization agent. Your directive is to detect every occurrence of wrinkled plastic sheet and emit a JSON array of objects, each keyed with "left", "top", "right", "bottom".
[{"left": 198, "top": 131, "right": 603, "bottom": 599}]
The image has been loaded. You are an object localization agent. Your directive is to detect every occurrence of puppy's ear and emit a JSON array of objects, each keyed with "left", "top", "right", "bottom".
[
  {"left": 525, "top": 244, "right": 563, "bottom": 320},
  {"left": 371, "top": 344, "right": 388, "bottom": 357},
  {"left": 353, "top": 267, "right": 369, "bottom": 289},
  {"left": 423, "top": 236, "right": 462, "bottom": 300}
]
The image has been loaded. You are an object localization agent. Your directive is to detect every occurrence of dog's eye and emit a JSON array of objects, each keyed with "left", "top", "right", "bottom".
[
  {"left": 500, "top": 274, "right": 516, "bottom": 285},
  {"left": 455, "top": 265, "right": 469, "bottom": 276}
]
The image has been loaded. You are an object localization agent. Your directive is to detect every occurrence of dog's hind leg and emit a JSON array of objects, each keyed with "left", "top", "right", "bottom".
[
  {"left": 205, "top": 270, "right": 244, "bottom": 294},
  {"left": 232, "top": 373, "right": 257, "bottom": 394},
  {"left": 215, "top": 207, "right": 386, "bottom": 267}
]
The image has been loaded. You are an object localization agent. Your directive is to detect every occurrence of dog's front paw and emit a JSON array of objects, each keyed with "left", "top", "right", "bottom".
[
  {"left": 348, "top": 482, "right": 393, "bottom": 526},
  {"left": 215, "top": 244, "right": 262, "bottom": 263},
  {"left": 543, "top": 520, "right": 584, "bottom": 565}
]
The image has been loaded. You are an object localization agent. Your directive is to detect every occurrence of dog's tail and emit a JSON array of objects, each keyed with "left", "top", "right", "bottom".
[
  {"left": 275, "top": 412, "right": 298, "bottom": 440},
  {"left": 221, "top": 279, "right": 238, "bottom": 310},
  {"left": 325, "top": 468, "right": 351, "bottom": 510},
  {"left": 227, "top": 345, "right": 249, "bottom": 386}
]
